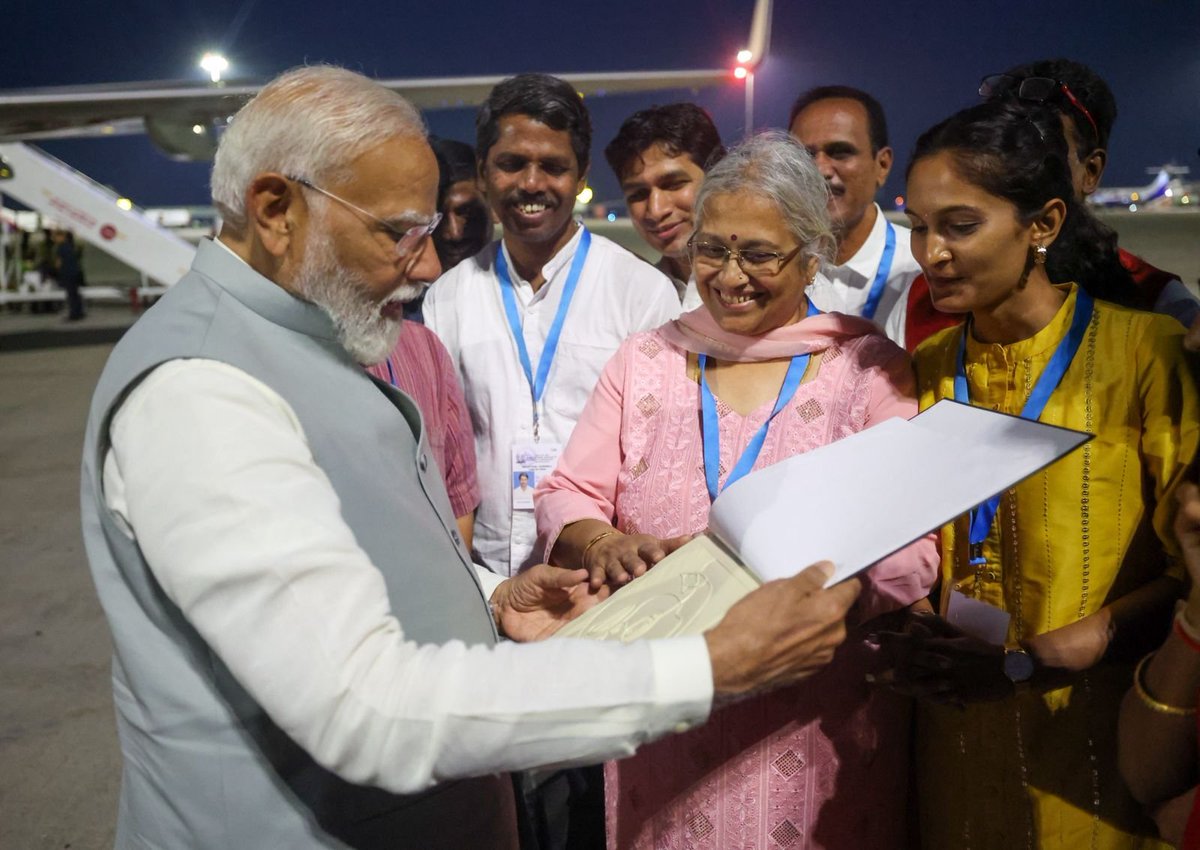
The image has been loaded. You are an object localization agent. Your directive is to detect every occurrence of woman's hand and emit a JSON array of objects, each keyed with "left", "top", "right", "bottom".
[
  {"left": 1176, "top": 482, "right": 1200, "bottom": 585},
  {"left": 1185, "top": 315, "right": 1200, "bottom": 353},
  {"left": 872, "top": 610, "right": 1013, "bottom": 706},
  {"left": 583, "top": 531, "right": 694, "bottom": 590},
  {"left": 550, "top": 520, "right": 694, "bottom": 590}
]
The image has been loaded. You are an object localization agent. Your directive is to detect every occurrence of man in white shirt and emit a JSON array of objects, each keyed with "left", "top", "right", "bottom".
[
  {"left": 80, "top": 66, "right": 862, "bottom": 850},
  {"left": 425, "top": 74, "right": 682, "bottom": 579},
  {"left": 788, "top": 86, "right": 920, "bottom": 339},
  {"left": 603, "top": 102, "right": 723, "bottom": 310}
]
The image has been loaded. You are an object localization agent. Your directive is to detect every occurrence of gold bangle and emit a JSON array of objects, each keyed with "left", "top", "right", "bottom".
[
  {"left": 580, "top": 529, "right": 618, "bottom": 569},
  {"left": 1134, "top": 652, "right": 1197, "bottom": 717}
]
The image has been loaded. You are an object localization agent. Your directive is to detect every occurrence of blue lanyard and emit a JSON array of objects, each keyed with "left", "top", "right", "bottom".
[
  {"left": 860, "top": 221, "right": 896, "bottom": 321},
  {"left": 385, "top": 358, "right": 398, "bottom": 388},
  {"left": 699, "top": 299, "right": 820, "bottom": 502},
  {"left": 955, "top": 288, "right": 1094, "bottom": 565},
  {"left": 495, "top": 227, "right": 592, "bottom": 437}
]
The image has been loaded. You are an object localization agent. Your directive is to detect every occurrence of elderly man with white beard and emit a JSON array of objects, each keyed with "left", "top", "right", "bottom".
[{"left": 80, "top": 66, "right": 865, "bottom": 850}]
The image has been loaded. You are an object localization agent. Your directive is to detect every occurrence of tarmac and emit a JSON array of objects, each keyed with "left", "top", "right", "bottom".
[
  {"left": 0, "top": 207, "right": 1195, "bottom": 849},
  {"left": 0, "top": 307, "right": 131, "bottom": 849}
]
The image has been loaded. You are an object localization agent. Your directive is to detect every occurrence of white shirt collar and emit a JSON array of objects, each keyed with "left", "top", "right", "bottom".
[
  {"left": 213, "top": 236, "right": 248, "bottom": 265},
  {"left": 833, "top": 203, "right": 887, "bottom": 281},
  {"left": 498, "top": 220, "right": 585, "bottom": 291}
]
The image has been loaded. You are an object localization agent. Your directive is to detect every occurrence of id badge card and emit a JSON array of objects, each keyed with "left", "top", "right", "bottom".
[
  {"left": 511, "top": 441, "right": 562, "bottom": 511},
  {"left": 943, "top": 588, "right": 1011, "bottom": 645}
]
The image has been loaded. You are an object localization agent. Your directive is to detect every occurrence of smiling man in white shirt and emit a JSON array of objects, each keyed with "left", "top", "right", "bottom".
[
  {"left": 788, "top": 86, "right": 921, "bottom": 339},
  {"left": 79, "top": 66, "right": 862, "bottom": 850},
  {"left": 425, "top": 74, "right": 681, "bottom": 580}
]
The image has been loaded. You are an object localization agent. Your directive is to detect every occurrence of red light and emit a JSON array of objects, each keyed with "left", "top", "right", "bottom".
[{"left": 734, "top": 66, "right": 748, "bottom": 80}]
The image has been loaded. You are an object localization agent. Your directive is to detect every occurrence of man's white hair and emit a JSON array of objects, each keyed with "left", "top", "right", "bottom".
[{"left": 211, "top": 65, "right": 426, "bottom": 230}]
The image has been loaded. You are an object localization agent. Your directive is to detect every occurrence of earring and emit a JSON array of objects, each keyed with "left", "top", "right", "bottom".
[{"left": 1034, "top": 244, "right": 1048, "bottom": 265}]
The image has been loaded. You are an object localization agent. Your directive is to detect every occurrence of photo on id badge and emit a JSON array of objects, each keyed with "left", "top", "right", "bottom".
[
  {"left": 511, "top": 442, "right": 561, "bottom": 511},
  {"left": 512, "top": 470, "right": 536, "bottom": 510}
]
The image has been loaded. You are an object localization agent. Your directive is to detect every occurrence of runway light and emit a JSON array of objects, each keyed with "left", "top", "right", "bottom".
[
  {"left": 200, "top": 52, "right": 229, "bottom": 83},
  {"left": 1130, "top": 192, "right": 1140, "bottom": 202},
  {"left": 734, "top": 66, "right": 749, "bottom": 80},
  {"left": 1182, "top": 195, "right": 1192, "bottom": 205},
  {"left": 577, "top": 186, "right": 594, "bottom": 204},
  {"left": 1128, "top": 203, "right": 1138, "bottom": 212},
  {"left": 737, "top": 49, "right": 753, "bottom": 64},
  {"left": 116, "top": 198, "right": 133, "bottom": 211},
  {"left": 191, "top": 124, "right": 205, "bottom": 135}
]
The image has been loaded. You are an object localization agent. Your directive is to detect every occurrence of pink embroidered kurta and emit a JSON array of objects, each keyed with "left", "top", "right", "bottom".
[
  {"left": 536, "top": 313, "right": 938, "bottom": 850},
  {"left": 365, "top": 320, "right": 479, "bottom": 518}
]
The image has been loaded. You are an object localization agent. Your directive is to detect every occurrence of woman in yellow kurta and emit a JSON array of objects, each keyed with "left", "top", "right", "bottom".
[{"left": 897, "top": 100, "right": 1199, "bottom": 849}]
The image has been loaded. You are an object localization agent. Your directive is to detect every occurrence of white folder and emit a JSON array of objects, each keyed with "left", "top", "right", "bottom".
[{"left": 555, "top": 400, "right": 1088, "bottom": 642}]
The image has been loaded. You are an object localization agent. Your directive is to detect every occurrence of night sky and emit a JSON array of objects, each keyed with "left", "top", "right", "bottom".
[{"left": 6, "top": 0, "right": 1198, "bottom": 210}]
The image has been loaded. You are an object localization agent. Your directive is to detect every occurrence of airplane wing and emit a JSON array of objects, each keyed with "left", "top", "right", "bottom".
[
  {"left": 0, "top": 68, "right": 730, "bottom": 160},
  {"left": 0, "top": 0, "right": 772, "bottom": 161}
]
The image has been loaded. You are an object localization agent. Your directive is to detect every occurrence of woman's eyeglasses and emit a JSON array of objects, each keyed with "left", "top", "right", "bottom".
[{"left": 689, "top": 238, "right": 803, "bottom": 276}]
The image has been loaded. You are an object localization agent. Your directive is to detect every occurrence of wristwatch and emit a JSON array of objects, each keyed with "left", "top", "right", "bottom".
[{"left": 1003, "top": 647, "right": 1036, "bottom": 684}]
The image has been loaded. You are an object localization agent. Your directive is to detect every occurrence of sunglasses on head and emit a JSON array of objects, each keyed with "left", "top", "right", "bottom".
[{"left": 978, "top": 74, "right": 1100, "bottom": 146}]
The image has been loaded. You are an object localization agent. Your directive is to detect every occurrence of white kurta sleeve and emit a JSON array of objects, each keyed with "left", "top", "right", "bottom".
[{"left": 104, "top": 358, "right": 713, "bottom": 794}]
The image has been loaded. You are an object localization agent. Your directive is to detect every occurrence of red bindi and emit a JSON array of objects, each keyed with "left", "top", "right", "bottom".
[{"left": 730, "top": 234, "right": 737, "bottom": 242}]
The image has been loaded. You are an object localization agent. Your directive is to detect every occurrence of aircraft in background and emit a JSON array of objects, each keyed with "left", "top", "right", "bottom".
[
  {"left": 1088, "top": 165, "right": 1194, "bottom": 210},
  {"left": 0, "top": 0, "right": 772, "bottom": 286},
  {"left": 0, "top": 0, "right": 772, "bottom": 161}
]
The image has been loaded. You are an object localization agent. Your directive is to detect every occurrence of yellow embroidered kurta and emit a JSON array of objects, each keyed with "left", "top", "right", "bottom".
[{"left": 913, "top": 285, "right": 1199, "bottom": 850}]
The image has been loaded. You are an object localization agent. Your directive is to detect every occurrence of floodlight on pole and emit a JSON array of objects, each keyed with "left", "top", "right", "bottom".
[
  {"left": 736, "top": 0, "right": 774, "bottom": 138},
  {"left": 199, "top": 52, "right": 229, "bottom": 83}
]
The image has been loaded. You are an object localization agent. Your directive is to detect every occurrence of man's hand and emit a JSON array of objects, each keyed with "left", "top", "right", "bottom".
[
  {"left": 704, "top": 562, "right": 862, "bottom": 698},
  {"left": 490, "top": 565, "right": 610, "bottom": 642},
  {"left": 584, "top": 531, "right": 694, "bottom": 590}
]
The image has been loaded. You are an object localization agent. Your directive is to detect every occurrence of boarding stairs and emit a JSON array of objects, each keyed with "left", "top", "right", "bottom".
[{"left": 0, "top": 142, "right": 195, "bottom": 302}]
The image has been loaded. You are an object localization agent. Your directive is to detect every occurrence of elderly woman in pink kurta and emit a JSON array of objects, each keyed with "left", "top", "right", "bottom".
[{"left": 534, "top": 132, "right": 938, "bottom": 850}]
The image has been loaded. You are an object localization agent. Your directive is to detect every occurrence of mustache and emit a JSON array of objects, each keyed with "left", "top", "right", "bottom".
[
  {"left": 508, "top": 192, "right": 556, "bottom": 207},
  {"left": 384, "top": 283, "right": 427, "bottom": 304}
]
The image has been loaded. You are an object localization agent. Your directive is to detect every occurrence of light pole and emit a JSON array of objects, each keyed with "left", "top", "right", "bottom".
[{"left": 735, "top": 49, "right": 755, "bottom": 137}]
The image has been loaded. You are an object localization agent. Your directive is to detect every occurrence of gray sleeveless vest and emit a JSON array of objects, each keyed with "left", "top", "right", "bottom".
[{"left": 80, "top": 241, "right": 517, "bottom": 849}]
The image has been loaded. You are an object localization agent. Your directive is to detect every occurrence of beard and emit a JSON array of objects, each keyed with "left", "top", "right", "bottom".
[{"left": 292, "top": 226, "right": 424, "bottom": 366}]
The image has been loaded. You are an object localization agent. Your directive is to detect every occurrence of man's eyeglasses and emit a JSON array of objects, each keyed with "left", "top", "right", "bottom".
[
  {"left": 289, "top": 175, "right": 442, "bottom": 259},
  {"left": 978, "top": 74, "right": 1100, "bottom": 146},
  {"left": 688, "top": 238, "right": 804, "bottom": 276}
]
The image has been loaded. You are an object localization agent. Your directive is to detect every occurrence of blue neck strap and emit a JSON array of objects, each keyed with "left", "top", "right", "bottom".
[
  {"left": 385, "top": 358, "right": 397, "bottom": 388},
  {"left": 860, "top": 220, "right": 896, "bottom": 321},
  {"left": 955, "top": 287, "right": 1094, "bottom": 564},
  {"left": 699, "top": 299, "right": 821, "bottom": 502},
  {"left": 495, "top": 227, "right": 591, "bottom": 432}
]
